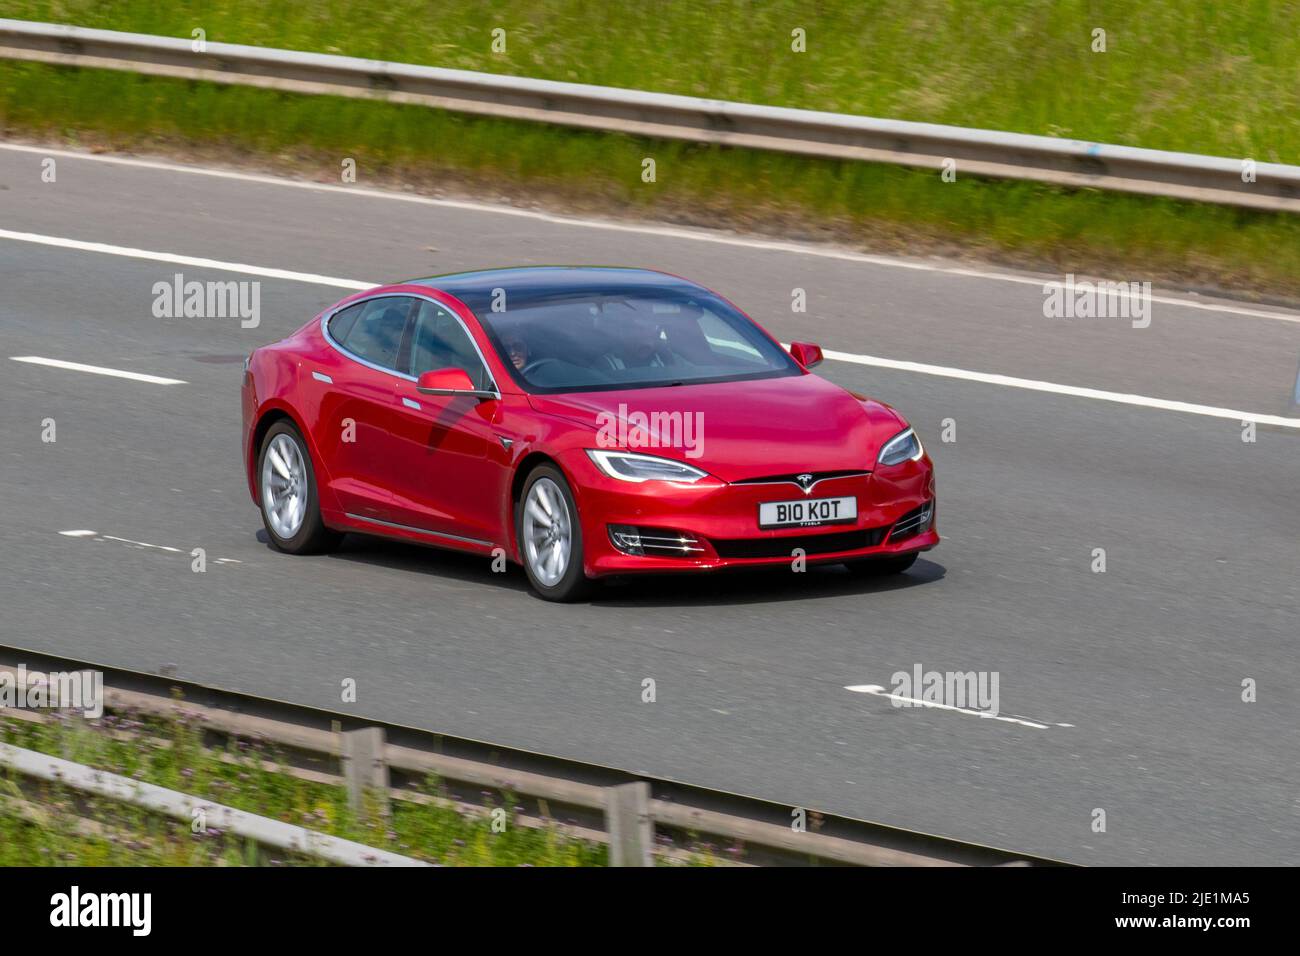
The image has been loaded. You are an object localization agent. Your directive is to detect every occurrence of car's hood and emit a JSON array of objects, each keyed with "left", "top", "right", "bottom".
[{"left": 528, "top": 373, "right": 907, "bottom": 482}]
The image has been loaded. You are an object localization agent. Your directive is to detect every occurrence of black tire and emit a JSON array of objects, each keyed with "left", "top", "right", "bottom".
[
  {"left": 515, "top": 464, "right": 593, "bottom": 602},
  {"left": 257, "top": 419, "right": 341, "bottom": 555},
  {"left": 845, "top": 552, "right": 918, "bottom": 576}
]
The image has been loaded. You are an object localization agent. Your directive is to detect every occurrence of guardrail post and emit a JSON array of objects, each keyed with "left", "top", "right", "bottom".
[
  {"left": 606, "top": 781, "right": 653, "bottom": 866},
  {"left": 340, "top": 727, "right": 389, "bottom": 819}
]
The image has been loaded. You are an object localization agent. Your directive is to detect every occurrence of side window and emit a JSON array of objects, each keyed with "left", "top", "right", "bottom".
[
  {"left": 326, "top": 302, "right": 363, "bottom": 343},
  {"left": 338, "top": 297, "right": 412, "bottom": 371},
  {"left": 407, "top": 301, "right": 492, "bottom": 390}
]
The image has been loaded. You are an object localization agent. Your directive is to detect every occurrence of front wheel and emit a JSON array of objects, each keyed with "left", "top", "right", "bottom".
[
  {"left": 516, "top": 465, "right": 592, "bottom": 602},
  {"left": 258, "top": 420, "right": 340, "bottom": 554},
  {"left": 845, "top": 552, "right": 918, "bottom": 576}
]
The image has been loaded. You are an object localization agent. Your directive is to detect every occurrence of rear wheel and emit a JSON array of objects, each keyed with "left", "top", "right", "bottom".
[
  {"left": 516, "top": 465, "right": 592, "bottom": 602},
  {"left": 845, "top": 553, "right": 918, "bottom": 576},
  {"left": 258, "top": 420, "right": 340, "bottom": 554}
]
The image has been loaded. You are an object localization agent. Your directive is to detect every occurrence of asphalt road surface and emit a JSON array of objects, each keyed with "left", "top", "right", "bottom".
[{"left": 1, "top": 141, "right": 1297, "bottom": 865}]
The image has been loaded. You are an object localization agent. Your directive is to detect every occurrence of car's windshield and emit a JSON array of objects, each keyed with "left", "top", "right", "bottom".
[{"left": 474, "top": 288, "right": 801, "bottom": 393}]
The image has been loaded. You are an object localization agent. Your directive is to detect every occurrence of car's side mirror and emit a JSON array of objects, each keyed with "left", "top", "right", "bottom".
[
  {"left": 789, "top": 341, "right": 824, "bottom": 369},
  {"left": 416, "top": 368, "right": 498, "bottom": 400}
]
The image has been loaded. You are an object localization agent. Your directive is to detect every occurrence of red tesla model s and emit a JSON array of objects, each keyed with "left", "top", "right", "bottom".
[{"left": 241, "top": 267, "right": 937, "bottom": 600}]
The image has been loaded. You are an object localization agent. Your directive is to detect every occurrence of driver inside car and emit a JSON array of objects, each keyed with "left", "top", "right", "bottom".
[
  {"left": 604, "top": 313, "right": 675, "bottom": 370},
  {"left": 502, "top": 333, "right": 529, "bottom": 371}
]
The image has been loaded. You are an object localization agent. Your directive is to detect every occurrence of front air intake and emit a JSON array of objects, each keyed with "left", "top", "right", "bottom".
[
  {"left": 608, "top": 525, "right": 705, "bottom": 557},
  {"left": 711, "top": 528, "right": 885, "bottom": 559},
  {"left": 887, "top": 501, "right": 934, "bottom": 543}
]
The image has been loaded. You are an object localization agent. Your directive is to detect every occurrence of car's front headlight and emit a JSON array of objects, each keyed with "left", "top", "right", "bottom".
[
  {"left": 876, "top": 426, "right": 923, "bottom": 467},
  {"left": 586, "top": 450, "right": 712, "bottom": 484}
]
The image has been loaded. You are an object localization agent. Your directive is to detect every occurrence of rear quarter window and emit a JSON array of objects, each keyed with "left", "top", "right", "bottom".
[{"left": 327, "top": 302, "right": 363, "bottom": 343}]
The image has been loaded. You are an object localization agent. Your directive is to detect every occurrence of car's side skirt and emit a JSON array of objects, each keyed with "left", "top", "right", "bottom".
[{"left": 340, "top": 512, "right": 496, "bottom": 551}]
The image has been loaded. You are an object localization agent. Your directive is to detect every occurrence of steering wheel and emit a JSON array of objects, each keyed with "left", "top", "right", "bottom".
[{"left": 521, "top": 357, "right": 562, "bottom": 378}]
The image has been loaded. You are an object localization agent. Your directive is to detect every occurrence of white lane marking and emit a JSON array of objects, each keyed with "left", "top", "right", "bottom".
[
  {"left": 58, "top": 530, "right": 242, "bottom": 563},
  {"left": 823, "top": 349, "right": 1300, "bottom": 429},
  {"left": 845, "top": 684, "right": 1057, "bottom": 730},
  {"left": 0, "top": 228, "right": 371, "bottom": 291},
  {"left": 103, "top": 534, "right": 183, "bottom": 553},
  {"left": 3, "top": 142, "right": 1299, "bottom": 326},
  {"left": 11, "top": 355, "right": 187, "bottom": 385},
  {"left": 5, "top": 232, "right": 1299, "bottom": 428}
]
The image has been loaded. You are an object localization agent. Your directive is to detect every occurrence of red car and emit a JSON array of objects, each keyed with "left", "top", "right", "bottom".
[{"left": 241, "top": 268, "right": 937, "bottom": 600}]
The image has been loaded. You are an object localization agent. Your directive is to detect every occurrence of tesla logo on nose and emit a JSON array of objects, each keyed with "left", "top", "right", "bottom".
[{"left": 796, "top": 473, "right": 814, "bottom": 492}]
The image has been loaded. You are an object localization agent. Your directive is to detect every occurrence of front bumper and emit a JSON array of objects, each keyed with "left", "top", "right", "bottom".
[{"left": 565, "top": 451, "right": 938, "bottom": 577}]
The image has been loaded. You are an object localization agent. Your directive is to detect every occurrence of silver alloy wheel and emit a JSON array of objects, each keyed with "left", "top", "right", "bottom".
[
  {"left": 261, "top": 433, "right": 308, "bottom": 540},
  {"left": 522, "top": 477, "right": 572, "bottom": 587}
]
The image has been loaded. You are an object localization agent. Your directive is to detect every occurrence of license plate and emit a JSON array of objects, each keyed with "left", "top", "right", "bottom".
[{"left": 758, "top": 496, "right": 857, "bottom": 529}]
